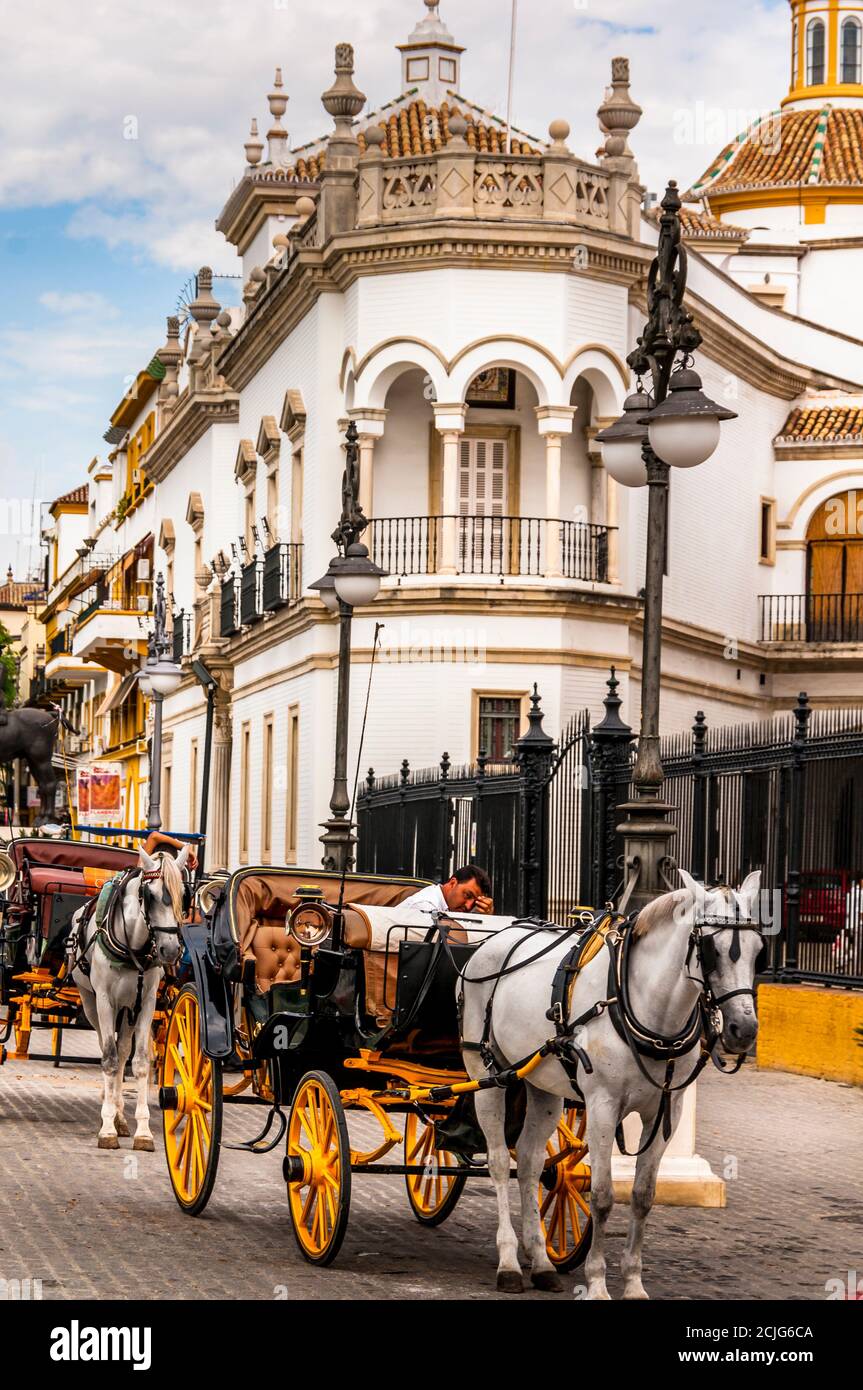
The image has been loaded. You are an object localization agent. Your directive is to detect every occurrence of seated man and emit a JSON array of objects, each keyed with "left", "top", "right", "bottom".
[{"left": 401, "top": 863, "right": 493, "bottom": 917}]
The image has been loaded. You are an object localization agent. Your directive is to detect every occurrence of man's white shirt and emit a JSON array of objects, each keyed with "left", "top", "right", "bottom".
[{"left": 400, "top": 883, "right": 448, "bottom": 914}]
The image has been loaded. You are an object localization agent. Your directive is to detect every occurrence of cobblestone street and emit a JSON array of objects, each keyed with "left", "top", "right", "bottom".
[{"left": 0, "top": 1027, "right": 859, "bottom": 1302}]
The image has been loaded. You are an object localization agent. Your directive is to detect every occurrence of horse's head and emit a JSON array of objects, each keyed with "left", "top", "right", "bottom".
[
  {"left": 137, "top": 845, "right": 189, "bottom": 966},
  {"left": 677, "top": 867, "right": 763, "bottom": 1054}
]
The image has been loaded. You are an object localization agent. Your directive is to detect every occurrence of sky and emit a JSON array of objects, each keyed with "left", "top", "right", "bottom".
[{"left": 0, "top": 0, "right": 790, "bottom": 578}]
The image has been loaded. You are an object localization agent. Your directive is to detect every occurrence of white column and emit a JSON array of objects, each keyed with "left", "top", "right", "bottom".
[
  {"left": 612, "top": 1085, "right": 726, "bottom": 1207},
  {"left": 535, "top": 407, "right": 575, "bottom": 580},
  {"left": 434, "top": 404, "right": 467, "bottom": 575}
]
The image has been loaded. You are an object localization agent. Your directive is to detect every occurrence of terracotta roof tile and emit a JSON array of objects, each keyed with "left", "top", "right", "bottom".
[
  {"left": 648, "top": 204, "right": 748, "bottom": 241},
  {"left": 777, "top": 405, "right": 863, "bottom": 443},
  {"left": 51, "top": 484, "right": 88, "bottom": 509},
  {"left": 691, "top": 106, "right": 863, "bottom": 197}
]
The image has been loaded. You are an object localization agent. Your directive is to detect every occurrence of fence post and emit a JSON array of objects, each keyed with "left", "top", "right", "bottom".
[
  {"left": 436, "top": 752, "right": 452, "bottom": 883},
  {"left": 784, "top": 692, "right": 811, "bottom": 975},
  {"left": 515, "top": 685, "right": 556, "bottom": 918},
  {"left": 588, "top": 668, "right": 636, "bottom": 905},
  {"left": 398, "top": 758, "right": 410, "bottom": 878},
  {"left": 474, "top": 748, "right": 488, "bottom": 866},
  {"left": 690, "top": 711, "right": 708, "bottom": 881}
]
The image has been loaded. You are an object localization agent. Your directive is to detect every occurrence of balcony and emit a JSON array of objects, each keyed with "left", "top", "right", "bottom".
[
  {"left": 240, "top": 557, "right": 264, "bottom": 626},
  {"left": 72, "top": 602, "right": 147, "bottom": 671},
  {"left": 263, "top": 542, "right": 302, "bottom": 611},
  {"left": 220, "top": 576, "right": 240, "bottom": 638},
  {"left": 171, "top": 610, "right": 191, "bottom": 662},
  {"left": 759, "top": 594, "right": 863, "bottom": 644},
  {"left": 368, "top": 516, "right": 613, "bottom": 583}
]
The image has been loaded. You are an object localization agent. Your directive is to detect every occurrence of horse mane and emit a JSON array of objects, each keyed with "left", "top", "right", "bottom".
[
  {"left": 633, "top": 882, "right": 737, "bottom": 937},
  {"left": 155, "top": 852, "right": 185, "bottom": 921}
]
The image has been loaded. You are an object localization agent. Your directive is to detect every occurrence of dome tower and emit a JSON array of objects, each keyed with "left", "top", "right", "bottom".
[{"left": 784, "top": 0, "right": 863, "bottom": 110}]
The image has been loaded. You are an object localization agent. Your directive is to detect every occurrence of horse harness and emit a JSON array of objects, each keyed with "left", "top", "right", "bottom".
[
  {"left": 460, "top": 897, "right": 765, "bottom": 1157},
  {"left": 68, "top": 865, "right": 180, "bottom": 1028}
]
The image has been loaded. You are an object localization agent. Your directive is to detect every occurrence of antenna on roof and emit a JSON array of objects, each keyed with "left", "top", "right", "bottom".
[{"left": 505, "top": 0, "right": 518, "bottom": 155}]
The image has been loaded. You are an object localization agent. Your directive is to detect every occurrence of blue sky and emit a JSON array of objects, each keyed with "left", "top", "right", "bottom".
[{"left": 0, "top": 0, "right": 789, "bottom": 577}]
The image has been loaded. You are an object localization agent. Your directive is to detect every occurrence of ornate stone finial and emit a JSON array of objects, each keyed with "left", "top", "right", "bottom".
[
  {"left": 448, "top": 113, "right": 468, "bottom": 146},
  {"left": 597, "top": 55, "right": 642, "bottom": 166},
  {"left": 245, "top": 118, "right": 263, "bottom": 167},
  {"left": 189, "top": 268, "right": 220, "bottom": 328},
  {"left": 267, "top": 68, "right": 290, "bottom": 166},
  {"left": 362, "top": 125, "right": 385, "bottom": 158},
  {"left": 216, "top": 309, "right": 232, "bottom": 330},
  {"left": 157, "top": 314, "right": 183, "bottom": 411},
  {"left": 322, "top": 42, "right": 366, "bottom": 141},
  {"left": 295, "top": 195, "right": 316, "bottom": 222},
  {"left": 548, "top": 119, "right": 571, "bottom": 152}
]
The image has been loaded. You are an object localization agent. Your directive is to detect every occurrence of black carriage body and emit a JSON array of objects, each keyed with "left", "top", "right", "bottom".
[{"left": 187, "top": 867, "right": 482, "bottom": 1102}]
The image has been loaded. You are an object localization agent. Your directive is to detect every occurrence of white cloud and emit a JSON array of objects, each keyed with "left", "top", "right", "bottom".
[{"left": 39, "top": 290, "right": 118, "bottom": 317}]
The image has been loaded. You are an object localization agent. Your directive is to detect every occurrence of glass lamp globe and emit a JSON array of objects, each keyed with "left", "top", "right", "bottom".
[
  {"left": 641, "top": 368, "right": 737, "bottom": 469},
  {"left": 595, "top": 391, "right": 652, "bottom": 488},
  {"left": 138, "top": 663, "right": 156, "bottom": 697},
  {"left": 332, "top": 542, "right": 387, "bottom": 608},
  {"left": 147, "top": 655, "right": 183, "bottom": 696},
  {"left": 311, "top": 558, "right": 343, "bottom": 613}
]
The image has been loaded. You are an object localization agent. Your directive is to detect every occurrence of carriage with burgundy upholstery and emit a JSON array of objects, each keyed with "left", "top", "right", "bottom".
[
  {"left": 160, "top": 864, "right": 593, "bottom": 1268},
  {"left": 0, "top": 835, "right": 186, "bottom": 1068}
]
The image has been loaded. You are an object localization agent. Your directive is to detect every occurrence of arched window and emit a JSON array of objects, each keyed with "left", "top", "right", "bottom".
[
  {"left": 806, "top": 18, "right": 826, "bottom": 85},
  {"left": 842, "top": 16, "right": 862, "bottom": 84},
  {"left": 792, "top": 17, "right": 799, "bottom": 88}
]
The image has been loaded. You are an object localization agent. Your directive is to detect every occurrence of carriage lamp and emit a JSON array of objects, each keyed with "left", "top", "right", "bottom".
[
  {"left": 638, "top": 367, "right": 736, "bottom": 470},
  {"left": 287, "top": 887, "right": 332, "bottom": 948},
  {"left": 595, "top": 390, "right": 652, "bottom": 487}
]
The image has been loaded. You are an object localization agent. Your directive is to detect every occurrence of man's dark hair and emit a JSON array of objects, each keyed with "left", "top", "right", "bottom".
[{"left": 452, "top": 863, "right": 492, "bottom": 896}]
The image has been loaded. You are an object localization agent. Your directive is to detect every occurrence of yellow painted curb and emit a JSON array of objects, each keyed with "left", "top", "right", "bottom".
[{"left": 757, "top": 982, "right": 863, "bottom": 1087}]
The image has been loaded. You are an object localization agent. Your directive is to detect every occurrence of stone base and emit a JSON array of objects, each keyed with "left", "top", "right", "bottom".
[{"left": 612, "top": 1153, "right": 727, "bottom": 1207}]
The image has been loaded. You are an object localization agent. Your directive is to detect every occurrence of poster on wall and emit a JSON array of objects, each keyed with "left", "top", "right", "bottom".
[{"left": 77, "top": 763, "right": 122, "bottom": 823}]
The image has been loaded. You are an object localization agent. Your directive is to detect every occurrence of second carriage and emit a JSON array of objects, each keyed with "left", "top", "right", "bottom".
[{"left": 159, "top": 865, "right": 593, "bottom": 1268}]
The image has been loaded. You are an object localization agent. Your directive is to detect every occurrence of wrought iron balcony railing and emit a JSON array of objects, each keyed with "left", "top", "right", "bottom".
[
  {"left": 220, "top": 576, "right": 240, "bottom": 638},
  {"left": 240, "top": 557, "right": 264, "bottom": 626},
  {"left": 368, "top": 516, "right": 613, "bottom": 583},
  {"left": 171, "top": 610, "right": 191, "bottom": 662},
  {"left": 759, "top": 593, "right": 863, "bottom": 644},
  {"left": 262, "top": 542, "right": 302, "bottom": 611},
  {"left": 49, "top": 629, "right": 70, "bottom": 657}
]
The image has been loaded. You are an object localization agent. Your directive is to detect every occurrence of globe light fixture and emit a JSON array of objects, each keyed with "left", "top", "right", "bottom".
[
  {"left": 595, "top": 390, "right": 652, "bottom": 487},
  {"left": 138, "top": 661, "right": 156, "bottom": 697},
  {"left": 147, "top": 654, "right": 183, "bottom": 697},
  {"left": 310, "top": 557, "right": 343, "bottom": 613},
  {"left": 332, "top": 541, "right": 386, "bottom": 608},
  {"left": 639, "top": 367, "right": 737, "bottom": 469}
]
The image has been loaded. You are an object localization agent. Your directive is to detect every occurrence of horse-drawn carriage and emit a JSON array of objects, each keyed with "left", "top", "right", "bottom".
[
  {"left": 160, "top": 866, "right": 593, "bottom": 1269},
  {"left": 0, "top": 835, "right": 186, "bottom": 1070}
]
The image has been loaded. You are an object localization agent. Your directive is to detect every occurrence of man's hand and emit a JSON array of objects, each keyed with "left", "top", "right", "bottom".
[{"left": 474, "top": 895, "right": 494, "bottom": 915}]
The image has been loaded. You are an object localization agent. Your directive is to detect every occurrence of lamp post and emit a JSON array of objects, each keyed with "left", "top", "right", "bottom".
[
  {"left": 312, "top": 421, "right": 387, "bottom": 873},
  {"left": 596, "top": 181, "right": 737, "bottom": 912},
  {"left": 139, "top": 572, "right": 183, "bottom": 832}
]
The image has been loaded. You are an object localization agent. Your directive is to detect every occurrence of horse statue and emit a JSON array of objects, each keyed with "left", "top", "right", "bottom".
[
  {"left": 0, "top": 703, "right": 72, "bottom": 824},
  {"left": 459, "top": 868, "right": 764, "bottom": 1298},
  {"left": 69, "top": 846, "right": 188, "bottom": 1151}
]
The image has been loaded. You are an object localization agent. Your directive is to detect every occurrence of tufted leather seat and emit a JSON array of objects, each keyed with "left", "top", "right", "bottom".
[{"left": 231, "top": 873, "right": 426, "bottom": 1022}]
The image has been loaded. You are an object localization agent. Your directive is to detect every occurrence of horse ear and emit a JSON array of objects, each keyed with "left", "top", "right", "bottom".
[
  {"left": 139, "top": 847, "right": 158, "bottom": 872},
  {"left": 738, "top": 869, "right": 762, "bottom": 917},
  {"left": 175, "top": 844, "right": 190, "bottom": 871},
  {"left": 677, "top": 866, "right": 707, "bottom": 912}
]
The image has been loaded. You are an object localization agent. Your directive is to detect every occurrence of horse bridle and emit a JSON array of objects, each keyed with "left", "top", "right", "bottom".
[
  {"left": 101, "top": 863, "right": 182, "bottom": 971},
  {"left": 687, "top": 911, "right": 766, "bottom": 1017}
]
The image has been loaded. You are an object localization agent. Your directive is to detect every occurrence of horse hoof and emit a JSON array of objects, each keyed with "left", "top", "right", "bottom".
[
  {"left": 623, "top": 1287, "right": 650, "bottom": 1301},
  {"left": 114, "top": 1116, "right": 130, "bottom": 1137},
  {"left": 97, "top": 1135, "right": 119, "bottom": 1150},
  {"left": 132, "top": 1136, "right": 155, "bottom": 1152},
  {"left": 496, "top": 1271, "right": 524, "bottom": 1294},
  {"left": 531, "top": 1270, "right": 564, "bottom": 1293}
]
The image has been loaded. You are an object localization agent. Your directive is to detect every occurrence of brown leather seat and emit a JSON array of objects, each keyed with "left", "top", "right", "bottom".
[{"left": 231, "top": 872, "right": 426, "bottom": 1022}]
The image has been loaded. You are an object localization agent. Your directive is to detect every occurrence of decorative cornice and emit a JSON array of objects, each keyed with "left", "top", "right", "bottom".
[{"left": 142, "top": 388, "right": 240, "bottom": 483}]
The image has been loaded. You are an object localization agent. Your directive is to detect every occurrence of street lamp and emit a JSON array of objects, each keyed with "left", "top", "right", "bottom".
[
  {"left": 312, "top": 420, "right": 387, "bottom": 872},
  {"left": 140, "top": 572, "right": 182, "bottom": 832},
  {"left": 596, "top": 180, "right": 737, "bottom": 912}
]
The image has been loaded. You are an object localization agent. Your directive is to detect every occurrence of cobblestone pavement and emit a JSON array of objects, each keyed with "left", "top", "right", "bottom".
[{"left": 0, "top": 1027, "right": 860, "bottom": 1302}]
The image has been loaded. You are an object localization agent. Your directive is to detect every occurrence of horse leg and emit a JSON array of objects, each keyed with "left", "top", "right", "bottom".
[
  {"left": 131, "top": 981, "right": 158, "bottom": 1151},
  {"left": 113, "top": 1018, "right": 132, "bottom": 1138},
  {"left": 95, "top": 992, "right": 120, "bottom": 1149},
  {"left": 516, "top": 1083, "right": 564, "bottom": 1292},
  {"left": 620, "top": 1093, "right": 685, "bottom": 1301},
  {"left": 583, "top": 1095, "right": 618, "bottom": 1301},
  {"left": 474, "top": 1086, "right": 523, "bottom": 1292}
]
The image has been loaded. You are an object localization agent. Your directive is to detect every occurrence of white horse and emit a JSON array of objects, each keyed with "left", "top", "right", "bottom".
[
  {"left": 70, "top": 847, "right": 187, "bottom": 1151},
  {"left": 459, "top": 868, "right": 763, "bottom": 1298}
]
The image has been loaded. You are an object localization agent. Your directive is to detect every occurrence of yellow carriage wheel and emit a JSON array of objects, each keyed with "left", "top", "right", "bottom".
[
  {"left": 285, "top": 1071, "right": 351, "bottom": 1266},
  {"left": 539, "top": 1106, "right": 592, "bottom": 1271},
  {"left": 404, "top": 1110, "right": 467, "bottom": 1226},
  {"left": 160, "top": 985, "right": 222, "bottom": 1216}
]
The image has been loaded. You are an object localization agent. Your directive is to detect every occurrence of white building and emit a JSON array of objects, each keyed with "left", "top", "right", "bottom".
[{"left": 49, "top": 0, "right": 863, "bottom": 868}]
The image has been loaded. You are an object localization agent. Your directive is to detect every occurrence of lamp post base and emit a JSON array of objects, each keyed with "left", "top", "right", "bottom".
[
  {"left": 320, "top": 818, "right": 356, "bottom": 874},
  {"left": 616, "top": 792, "right": 678, "bottom": 914}
]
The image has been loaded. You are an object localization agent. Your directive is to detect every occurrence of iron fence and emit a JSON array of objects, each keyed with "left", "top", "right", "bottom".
[{"left": 368, "top": 515, "right": 613, "bottom": 582}]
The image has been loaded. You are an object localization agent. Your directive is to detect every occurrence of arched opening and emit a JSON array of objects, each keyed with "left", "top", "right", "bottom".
[
  {"left": 806, "top": 18, "right": 826, "bottom": 85},
  {"left": 792, "top": 15, "right": 799, "bottom": 88},
  {"left": 842, "top": 15, "right": 862, "bottom": 83},
  {"left": 806, "top": 489, "right": 863, "bottom": 639}
]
